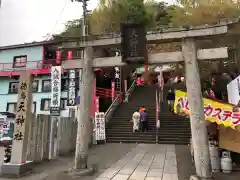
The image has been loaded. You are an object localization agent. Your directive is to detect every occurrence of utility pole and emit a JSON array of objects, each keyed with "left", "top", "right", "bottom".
[{"left": 71, "top": 0, "right": 93, "bottom": 171}]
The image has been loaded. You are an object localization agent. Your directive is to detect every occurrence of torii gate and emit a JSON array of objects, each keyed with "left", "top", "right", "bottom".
[{"left": 63, "top": 21, "right": 233, "bottom": 179}]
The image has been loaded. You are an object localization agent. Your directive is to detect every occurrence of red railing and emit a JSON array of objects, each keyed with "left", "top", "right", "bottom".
[{"left": 96, "top": 87, "right": 121, "bottom": 100}]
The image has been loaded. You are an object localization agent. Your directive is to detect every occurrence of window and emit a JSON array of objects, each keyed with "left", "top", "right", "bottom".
[
  {"left": 42, "top": 80, "right": 51, "bottom": 92},
  {"left": 32, "top": 80, "right": 39, "bottom": 92},
  {"left": 8, "top": 80, "right": 39, "bottom": 93},
  {"left": 40, "top": 99, "right": 66, "bottom": 111},
  {"left": 40, "top": 99, "right": 51, "bottom": 111},
  {"left": 6, "top": 103, "right": 17, "bottom": 113},
  {"left": 8, "top": 82, "right": 19, "bottom": 93},
  {"left": 13, "top": 55, "right": 27, "bottom": 68},
  {"left": 6, "top": 102, "right": 36, "bottom": 113},
  {"left": 60, "top": 99, "right": 67, "bottom": 110}
]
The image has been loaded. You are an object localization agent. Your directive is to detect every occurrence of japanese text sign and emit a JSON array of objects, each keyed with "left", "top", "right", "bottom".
[
  {"left": 94, "top": 112, "right": 106, "bottom": 141},
  {"left": 121, "top": 23, "right": 147, "bottom": 63},
  {"left": 67, "top": 69, "right": 77, "bottom": 106},
  {"left": 174, "top": 90, "right": 239, "bottom": 130},
  {"left": 13, "top": 74, "right": 32, "bottom": 141},
  {"left": 51, "top": 66, "right": 61, "bottom": 116}
]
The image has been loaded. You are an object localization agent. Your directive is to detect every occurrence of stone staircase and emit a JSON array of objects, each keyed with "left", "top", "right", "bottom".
[{"left": 106, "top": 85, "right": 191, "bottom": 144}]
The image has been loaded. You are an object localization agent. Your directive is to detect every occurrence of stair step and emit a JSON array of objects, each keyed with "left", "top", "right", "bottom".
[
  {"left": 109, "top": 121, "right": 190, "bottom": 124},
  {"left": 106, "top": 131, "right": 191, "bottom": 136}
]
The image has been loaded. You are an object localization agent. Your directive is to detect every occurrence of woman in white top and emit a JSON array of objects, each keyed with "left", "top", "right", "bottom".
[{"left": 132, "top": 110, "right": 140, "bottom": 132}]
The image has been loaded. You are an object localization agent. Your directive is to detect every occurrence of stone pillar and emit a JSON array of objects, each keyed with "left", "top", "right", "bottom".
[
  {"left": 57, "top": 118, "right": 63, "bottom": 155},
  {"left": 74, "top": 47, "right": 94, "bottom": 170},
  {"left": 49, "top": 116, "right": 58, "bottom": 159},
  {"left": 11, "top": 73, "right": 33, "bottom": 164},
  {"left": 42, "top": 115, "right": 51, "bottom": 160},
  {"left": 33, "top": 115, "right": 42, "bottom": 162},
  {"left": 27, "top": 113, "right": 33, "bottom": 161},
  {"left": 182, "top": 38, "right": 213, "bottom": 179}
]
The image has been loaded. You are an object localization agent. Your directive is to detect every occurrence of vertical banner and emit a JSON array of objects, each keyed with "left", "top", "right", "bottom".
[
  {"left": 94, "top": 112, "right": 106, "bottom": 141},
  {"left": 50, "top": 66, "right": 61, "bottom": 116},
  {"left": 158, "top": 71, "right": 164, "bottom": 91},
  {"left": 124, "top": 79, "right": 127, "bottom": 94},
  {"left": 156, "top": 90, "right": 159, "bottom": 122},
  {"left": 56, "top": 51, "right": 61, "bottom": 64},
  {"left": 111, "top": 81, "right": 115, "bottom": 102},
  {"left": 114, "top": 67, "right": 121, "bottom": 91},
  {"left": 96, "top": 97, "right": 99, "bottom": 113},
  {"left": 67, "top": 69, "right": 76, "bottom": 106},
  {"left": 156, "top": 90, "right": 160, "bottom": 128},
  {"left": 90, "top": 78, "right": 96, "bottom": 117},
  {"left": 68, "top": 51, "right": 72, "bottom": 60}
]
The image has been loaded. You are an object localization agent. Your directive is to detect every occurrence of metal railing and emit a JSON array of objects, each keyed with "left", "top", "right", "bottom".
[
  {"left": 104, "top": 80, "right": 137, "bottom": 123},
  {"left": 105, "top": 93, "right": 122, "bottom": 123},
  {"left": 124, "top": 80, "right": 136, "bottom": 103},
  {"left": 0, "top": 60, "right": 43, "bottom": 72}
]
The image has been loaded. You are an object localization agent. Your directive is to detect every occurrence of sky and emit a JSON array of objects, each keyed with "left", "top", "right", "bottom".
[{"left": 0, "top": 0, "right": 174, "bottom": 47}]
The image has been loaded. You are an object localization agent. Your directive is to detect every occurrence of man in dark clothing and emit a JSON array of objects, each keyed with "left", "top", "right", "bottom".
[
  {"left": 167, "top": 89, "right": 175, "bottom": 112},
  {"left": 140, "top": 110, "right": 148, "bottom": 132}
]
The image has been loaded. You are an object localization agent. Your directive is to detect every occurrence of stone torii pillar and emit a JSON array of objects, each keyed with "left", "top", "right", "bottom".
[
  {"left": 74, "top": 47, "right": 94, "bottom": 171},
  {"left": 182, "top": 38, "right": 212, "bottom": 180}
]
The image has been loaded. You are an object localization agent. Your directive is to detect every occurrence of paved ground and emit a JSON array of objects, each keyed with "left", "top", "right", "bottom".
[
  {"left": 95, "top": 144, "right": 178, "bottom": 180},
  {"left": 0, "top": 144, "right": 137, "bottom": 180},
  {"left": 0, "top": 144, "right": 239, "bottom": 180}
]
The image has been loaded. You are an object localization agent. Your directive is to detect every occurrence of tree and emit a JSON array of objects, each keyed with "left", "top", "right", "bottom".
[{"left": 52, "top": 0, "right": 171, "bottom": 37}]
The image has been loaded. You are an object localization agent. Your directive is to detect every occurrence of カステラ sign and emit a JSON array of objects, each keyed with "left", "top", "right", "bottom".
[{"left": 174, "top": 90, "right": 240, "bottom": 130}]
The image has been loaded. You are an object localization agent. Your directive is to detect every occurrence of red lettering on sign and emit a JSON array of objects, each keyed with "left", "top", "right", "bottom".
[
  {"left": 178, "top": 97, "right": 184, "bottom": 108},
  {"left": 204, "top": 105, "right": 213, "bottom": 116},
  {"left": 211, "top": 108, "right": 222, "bottom": 120},
  {"left": 185, "top": 101, "right": 189, "bottom": 110},
  {"left": 232, "top": 113, "right": 240, "bottom": 125},
  {"left": 222, "top": 110, "right": 232, "bottom": 121}
]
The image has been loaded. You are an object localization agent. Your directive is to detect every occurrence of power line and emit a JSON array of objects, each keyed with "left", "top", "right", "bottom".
[{"left": 46, "top": 0, "right": 69, "bottom": 40}]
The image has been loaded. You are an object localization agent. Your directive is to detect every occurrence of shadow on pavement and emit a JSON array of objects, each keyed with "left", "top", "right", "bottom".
[{"left": 0, "top": 143, "right": 137, "bottom": 180}]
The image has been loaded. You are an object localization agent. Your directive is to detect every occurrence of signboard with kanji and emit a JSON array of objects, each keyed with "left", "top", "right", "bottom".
[
  {"left": 13, "top": 81, "right": 29, "bottom": 141},
  {"left": 67, "top": 69, "right": 77, "bottom": 106},
  {"left": 174, "top": 90, "right": 240, "bottom": 130},
  {"left": 94, "top": 112, "right": 106, "bottom": 141},
  {"left": 50, "top": 66, "right": 61, "bottom": 116},
  {"left": 120, "top": 23, "right": 147, "bottom": 63}
]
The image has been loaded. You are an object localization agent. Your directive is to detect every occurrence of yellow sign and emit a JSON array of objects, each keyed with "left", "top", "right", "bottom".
[{"left": 174, "top": 90, "right": 240, "bottom": 130}]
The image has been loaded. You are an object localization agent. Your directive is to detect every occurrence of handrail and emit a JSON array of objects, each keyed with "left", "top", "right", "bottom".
[
  {"left": 104, "top": 80, "right": 137, "bottom": 123},
  {"left": 105, "top": 93, "right": 122, "bottom": 123},
  {"left": 124, "top": 80, "right": 136, "bottom": 102}
]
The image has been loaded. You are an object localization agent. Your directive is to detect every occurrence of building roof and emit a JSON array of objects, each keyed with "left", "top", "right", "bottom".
[{"left": 0, "top": 40, "right": 61, "bottom": 51}]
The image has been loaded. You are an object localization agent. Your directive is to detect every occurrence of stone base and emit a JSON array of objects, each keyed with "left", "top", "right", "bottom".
[
  {"left": 1, "top": 161, "right": 33, "bottom": 178},
  {"left": 67, "top": 164, "right": 97, "bottom": 177},
  {"left": 189, "top": 175, "right": 214, "bottom": 180}
]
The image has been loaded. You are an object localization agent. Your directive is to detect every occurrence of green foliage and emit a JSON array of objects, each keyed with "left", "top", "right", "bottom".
[{"left": 52, "top": 0, "right": 171, "bottom": 37}]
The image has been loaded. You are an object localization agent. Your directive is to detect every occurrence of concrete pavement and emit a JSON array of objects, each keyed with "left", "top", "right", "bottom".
[
  {"left": 95, "top": 144, "right": 178, "bottom": 180},
  {"left": 0, "top": 144, "right": 239, "bottom": 180}
]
